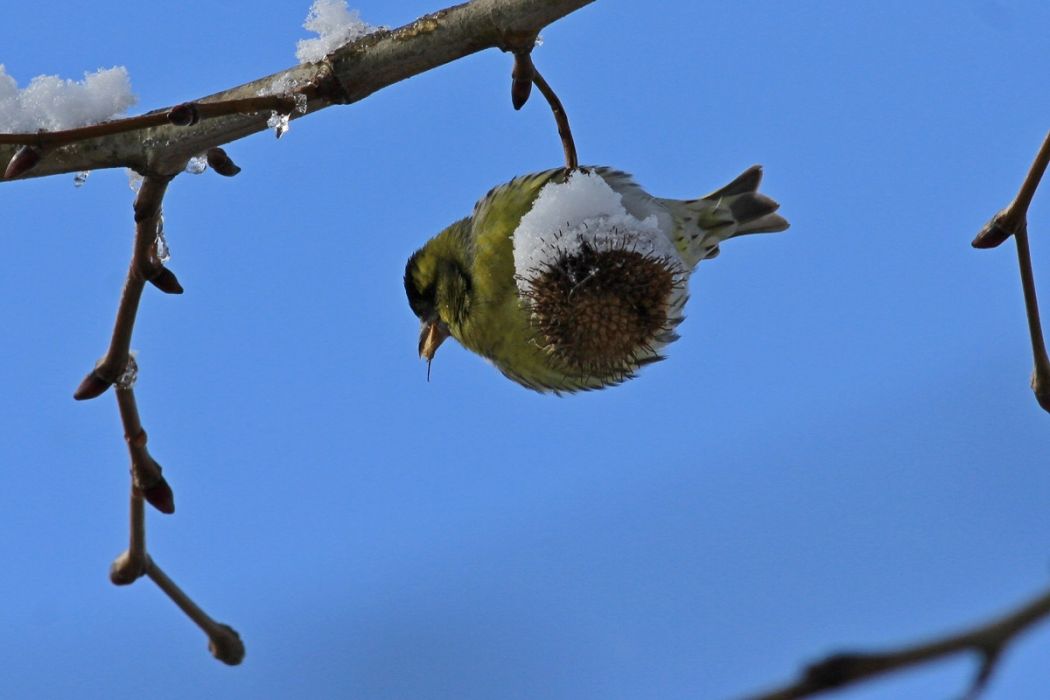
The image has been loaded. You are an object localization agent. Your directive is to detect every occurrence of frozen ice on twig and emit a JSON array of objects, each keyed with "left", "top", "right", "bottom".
[
  {"left": 295, "top": 0, "right": 377, "bottom": 64},
  {"left": 117, "top": 352, "right": 139, "bottom": 390},
  {"left": 267, "top": 110, "right": 290, "bottom": 139},
  {"left": 155, "top": 215, "right": 170, "bottom": 264},
  {"left": 185, "top": 155, "right": 208, "bottom": 175},
  {"left": 0, "top": 64, "right": 135, "bottom": 133},
  {"left": 259, "top": 74, "right": 299, "bottom": 98},
  {"left": 126, "top": 169, "right": 144, "bottom": 193},
  {"left": 293, "top": 93, "right": 308, "bottom": 114},
  {"left": 73, "top": 171, "right": 90, "bottom": 187}
]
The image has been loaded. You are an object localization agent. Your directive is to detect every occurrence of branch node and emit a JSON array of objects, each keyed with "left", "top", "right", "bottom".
[
  {"left": 167, "top": 103, "right": 201, "bottom": 127},
  {"left": 109, "top": 549, "right": 147, "bottom": 586},
  {"left": 963, "top": 646, "right": 1002, "bottom": 700}
]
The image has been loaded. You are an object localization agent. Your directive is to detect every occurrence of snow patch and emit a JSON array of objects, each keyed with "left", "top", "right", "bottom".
[
  {"left": 512, "top": 170, "right": 684, "bottom": 295},
  {"left": 0, "top": 65, "right": 135, "bottom": 133},
  {"left": 296, "top": 0, "right": 376, "bottom": 63}
]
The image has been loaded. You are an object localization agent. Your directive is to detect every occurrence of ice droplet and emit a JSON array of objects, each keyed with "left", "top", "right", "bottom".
[
  {"left": 155, "top": 214, "right": 171, "bottom": 263},
  {"left": 117, "top": 352, "right": 139, "bottom": 390},
  {"left": 534, "top": 35, "right": 544, "bottom": 47},
  {"left": 73, "top": 171, "right": 90, "bottom": 187},
  {"left": 267, "top": 110, "right": 290, "bottom": 139},
  {"left": 127, "top": 169, "right": 143, "bottom": 193},
  {"left": 293, "top": 93, "right": 308, "bottom": 114},
  {"left": 185, "top": 155, "right": 208, "bottom": 174}
]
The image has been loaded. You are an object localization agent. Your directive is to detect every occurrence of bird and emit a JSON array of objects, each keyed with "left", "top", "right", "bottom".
[{"left": 404, "top": 165, "right": 788, "bottom": 393}]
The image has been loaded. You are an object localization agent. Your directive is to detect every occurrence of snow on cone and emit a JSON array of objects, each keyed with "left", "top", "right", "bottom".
[{"left": 512, "top": 170, "right": 688, "bottom": 378}]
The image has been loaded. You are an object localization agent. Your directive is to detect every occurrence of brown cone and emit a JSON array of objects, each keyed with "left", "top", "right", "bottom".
[{"left": 521, "top": 241, "right": 682, "bottom": 377}]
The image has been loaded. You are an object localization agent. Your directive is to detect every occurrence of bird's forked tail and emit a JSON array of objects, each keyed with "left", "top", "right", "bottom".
[{"left": 663, "top": 165, "right": 788, "bottom": 266}]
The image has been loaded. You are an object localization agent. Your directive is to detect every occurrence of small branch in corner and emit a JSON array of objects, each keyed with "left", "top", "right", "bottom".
[
  {"left": 972, "top": 130, "right": 1050, "bottom": 413},
  {"left": 743, "top": 584, "right": 1050, "bottom": 700}
]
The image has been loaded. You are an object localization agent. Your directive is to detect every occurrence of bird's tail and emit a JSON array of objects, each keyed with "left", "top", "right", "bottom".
[{"left": 662, "top": 165, "right": 788, "bottom": 267}]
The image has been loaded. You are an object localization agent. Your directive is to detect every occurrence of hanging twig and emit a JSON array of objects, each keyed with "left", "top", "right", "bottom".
[
  {"left": 115, "top": 382, "right": 174, "bottom": 514},
  {"left": 533, "top": 65, "right": 578, "bottom": 171},
  {"left": 507, "top": 46, "right": 579, "bottom": 171},
  {"left": 146, "top": 557, "right": 245, "bottom": 665},
  {"left": 73, "top": 175, "right": 178, "bottom": 400}
]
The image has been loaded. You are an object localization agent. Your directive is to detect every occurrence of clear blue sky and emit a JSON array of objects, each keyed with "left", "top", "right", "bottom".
[{"left": 3, "top": 2, "right": 1050, "bottom": 698}]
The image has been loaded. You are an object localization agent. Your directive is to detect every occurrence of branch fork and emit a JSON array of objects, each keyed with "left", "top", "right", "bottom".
[{"left": 973, "top": 130, "right": 1050, "bottom": 412}]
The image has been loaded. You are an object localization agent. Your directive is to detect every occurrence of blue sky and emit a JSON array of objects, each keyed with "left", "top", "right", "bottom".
[{"left": 3, "top": 1, "right": 1050, "bottom": 698}]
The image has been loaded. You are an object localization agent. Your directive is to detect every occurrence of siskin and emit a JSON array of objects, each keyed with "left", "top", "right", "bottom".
[{"left": 405, "top": 166, "right": 788, "bottom": 393}]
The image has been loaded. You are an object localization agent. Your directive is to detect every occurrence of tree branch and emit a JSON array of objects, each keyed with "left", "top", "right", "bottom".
[
  {"left": 743, "top": 584, "right": 1050, "bottom": 700},
  {"left": 972, "top": 130, "right": 1050, "bottom": 412},
  {"left": 73, "top": 174, "right": 176, "bottom": 399},
  {"left": 0, "top": 0, "right": 595, "bottom": 180},
  {"left": 6, "top": 0, "right": 596, "bottom": 668}
]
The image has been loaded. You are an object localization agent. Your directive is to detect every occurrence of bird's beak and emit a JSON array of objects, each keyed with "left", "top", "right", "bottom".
[{"left": 418, "top": 317, "right": 450, "bottom": 379}]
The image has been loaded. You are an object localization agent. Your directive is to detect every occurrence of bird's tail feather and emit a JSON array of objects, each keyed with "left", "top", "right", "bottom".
[{"left": 662, "top": 165, "right": 788, "bottom": 266}]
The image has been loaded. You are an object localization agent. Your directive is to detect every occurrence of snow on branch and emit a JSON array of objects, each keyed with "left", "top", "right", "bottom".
[
  {"left": 0, "top": 0, "right": 595, "bottom": 181},
  {"left": 0, "top": 65, "right": 136, "bottom": 133}
]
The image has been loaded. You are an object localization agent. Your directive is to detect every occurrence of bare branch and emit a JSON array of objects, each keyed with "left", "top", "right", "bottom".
[
  {"left": 742, "top": 585, "right": 1050, "bottom": 700},
  {"left": 73, "top": 175, "right": 175, "bottom": 399},
  {"left": 109, "top": 488, "right": 147, "bottom": 586},
  {"left": 115, "top": 383, "right": 175, "bottom": 514},
  {"left": 972, "top": 130, "right": 1050, "bottom": 412},
  {"left": 531, "top": 66, "right": 578, "bottom": 171},
  {"left": 0, "top": 0, "right": 595, "bottom": 180},
  {"left": 146, "top": 557, "right": 246, "bottom": 665}
]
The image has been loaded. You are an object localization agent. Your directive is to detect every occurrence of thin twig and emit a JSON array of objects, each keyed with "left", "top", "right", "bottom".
[
  {"left": 0, "top": 96, "right": 303, "bottom": 149},
  {"left": 530, "top": 67, "right": 578, "bottom": 171},
  {"left": 115, "top": 384, "right": 174, "bottom": 513},
  {"left": 109, "top": 488, "right": 147, "bottom": 585},
  {"left": 972, "top": 130, "right": 1050, "bottom": 412},
  {"left": 743, "top": 585, "right": 1050, "bottom": 700},
  {"left": 1014, "top": 225, "right": 1050, "bottom": 411},
  {"left": 73, "top": 174, "right": 174, "bottom": 400},
  {"left": 1011, "top": 131, "right": 1050, "bottom": 217},
  {"left": 145, "top": 557, "right": 245, "bottom": 665}
]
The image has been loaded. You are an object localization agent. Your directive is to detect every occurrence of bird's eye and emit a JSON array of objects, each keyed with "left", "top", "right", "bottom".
[{"left": 404, "top": 250, "right": 436, "bottom": 319}]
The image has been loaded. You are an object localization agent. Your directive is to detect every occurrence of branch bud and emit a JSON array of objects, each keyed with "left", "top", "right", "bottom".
[
  {"left": 208, "top": 624, "right": 246, "bottom": 665},
  {"left": 206, "top": 147, "right": 241, "bottom": 177},
  {"left": 74, "top": 370, "right": 112, "bottom": 401},
  {"left": 140, "top": 476, "right": 176, "bottom": 515},
  {"left": 149, "top": 267, "right": 184, "bottom": 294},
  {"left": 973, "top": 208, "right": 1023, "bottom": 249},
  {"left": 511, "top": 53, "right": 535, "bottom": 110},
  {"left": 109, "top": 550, "right": 147, "bottom": 586},
  {"left": 3, "top": 145, "right": 41, "bottom": 180}
]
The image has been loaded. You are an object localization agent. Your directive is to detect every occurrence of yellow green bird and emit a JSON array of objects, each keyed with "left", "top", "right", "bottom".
[{"left": 404, "top": 165, "right": 788, "bottom": 393}]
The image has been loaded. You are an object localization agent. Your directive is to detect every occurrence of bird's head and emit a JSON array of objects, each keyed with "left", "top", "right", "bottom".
[{"left": 404, "top": 223, "right": 473, "bottom": 374}]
